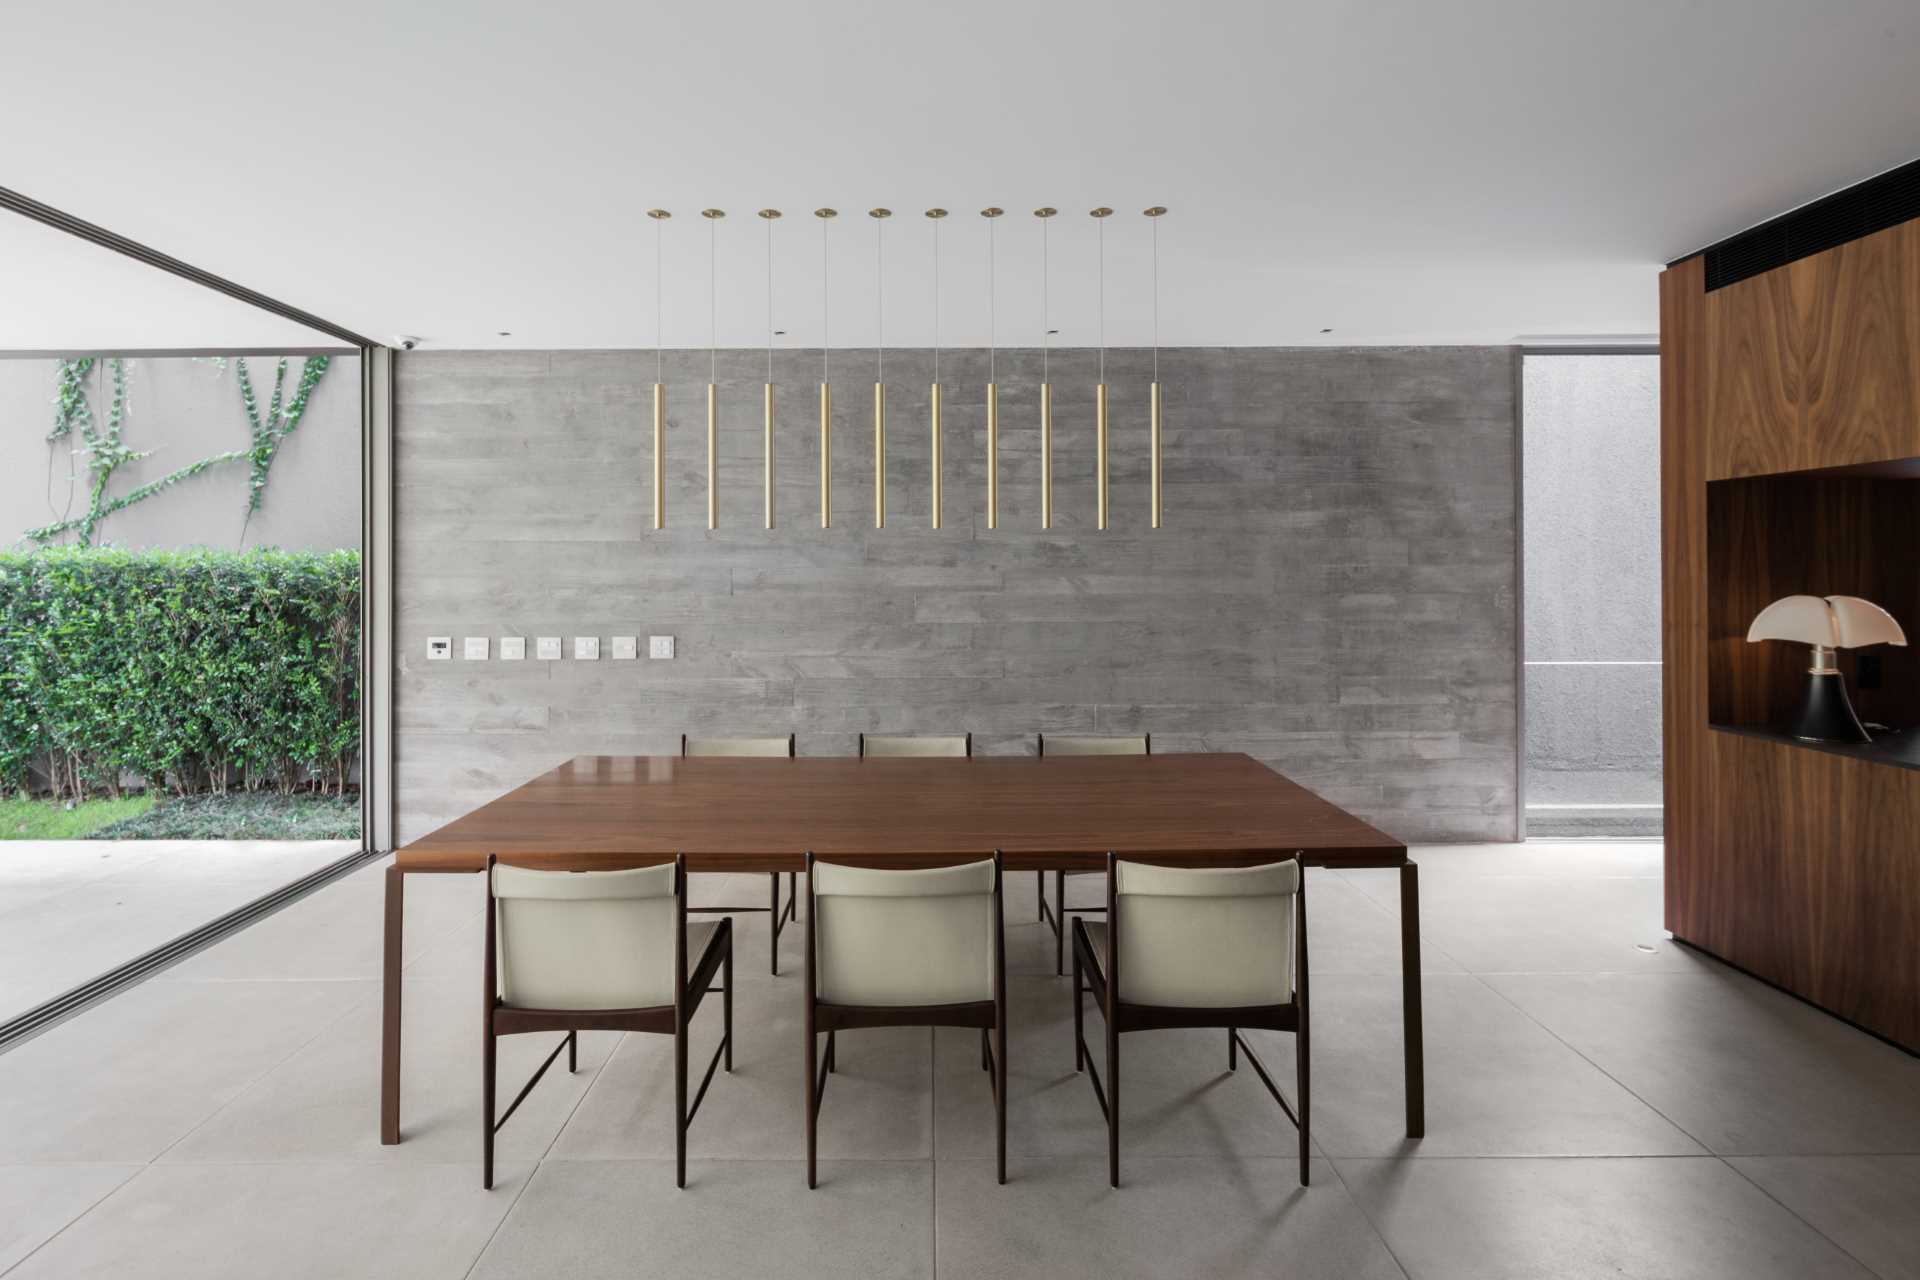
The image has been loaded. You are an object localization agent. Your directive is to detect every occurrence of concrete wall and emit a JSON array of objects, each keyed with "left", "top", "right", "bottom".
[
  {"left": 394, "top": 346, "right": 1519, "bottom": 846},
  {"left": 0, "top": 354, "right": 359, "bottom": 551},
  {"left": 1521, "top": 353, "right": 1662, "bottom": 836}
]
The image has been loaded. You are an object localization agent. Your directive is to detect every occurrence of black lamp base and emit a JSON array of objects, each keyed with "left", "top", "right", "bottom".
[{"left": 1790, "top": 671, "right": 1871, "bottom": 744}]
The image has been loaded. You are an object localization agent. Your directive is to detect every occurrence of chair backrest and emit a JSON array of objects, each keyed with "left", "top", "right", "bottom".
[
  {"left": 811, "top": 858, "right": 997, "bottom": 1006},
  {"left": 682, "top": 734, "right": 794, "bottom": 757},
  {"left": 492, "top": 862, "right": 679, "bottom": 1010},
  {"left": 1039, "top": 733, "right": 1150, "bottom": 757},
  {"left": 1112, "top": 859, "right": 1297, "bottom": 1009},
  {"left": 859, "top": 733, "right": 971, "bottom": 758}
]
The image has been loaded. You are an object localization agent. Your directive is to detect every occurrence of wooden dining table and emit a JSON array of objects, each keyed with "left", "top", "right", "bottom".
[{"left": 381, "top": 751, "right": 1424, "bottom": 1142}]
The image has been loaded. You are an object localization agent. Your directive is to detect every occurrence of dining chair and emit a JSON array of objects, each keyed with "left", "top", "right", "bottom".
[
  {"left": 1071, "top": 854, "right": 1308, "bottom": 1187},
  {"left": 804, "top": 851, "right": 1007, "bottom": 1188},
  {"left": 1035, "top": 733, "right": 1151, "bottom": 973},
  {"left": 484, "top": 853, "right": 733, "bottom": 1190},
  {"left": 858, "top": 733, "right": 972, "bottom": 757},
  {"left": 682, "top": 733, "right": 799, "bottom": 974}
]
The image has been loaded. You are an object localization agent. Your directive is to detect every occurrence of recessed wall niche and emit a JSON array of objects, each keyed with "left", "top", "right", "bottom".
[{"left": 1705, "top": 457, "right": 1920, "bottom": 770}]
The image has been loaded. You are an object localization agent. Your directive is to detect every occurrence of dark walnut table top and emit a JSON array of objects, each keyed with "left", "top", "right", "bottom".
[{"left": 397, "top": 752, "right": 1407, "bottom": 873}]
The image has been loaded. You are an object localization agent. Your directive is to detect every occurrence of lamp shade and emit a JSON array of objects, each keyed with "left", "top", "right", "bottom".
[{"left": 1746, "top": 595, "right": 1908, "bottom": 649}]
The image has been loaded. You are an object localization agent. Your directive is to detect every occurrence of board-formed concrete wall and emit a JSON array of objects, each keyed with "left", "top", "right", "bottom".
[
  {"left": 394, "top": 345, "right": 1518, "bottom": 846},
  {"left": 0, "top": 354, "right": 358, "bottom": 552}
]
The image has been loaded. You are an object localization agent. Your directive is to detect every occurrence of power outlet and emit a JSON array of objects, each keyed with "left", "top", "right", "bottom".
[
  {"left": 500, "top": 637, "right": 526, "bottom": 661},
  {"left": 573, "top": 636, "right": 600, "bottom": 661},
  {"left": 611, "top": 635, "right": 638, "bottom": 660},
  {"left": 649, "top": 635, "right": 675, "bottom": 660},
  {"left": 463, "top": 637, "right": 490, "bottom": 661},
  {"left": 427, "top": 637, "right": 452, "bottom": 661},
  {"left": 535, "top": 637, "right": 562, "bottom": 661}
]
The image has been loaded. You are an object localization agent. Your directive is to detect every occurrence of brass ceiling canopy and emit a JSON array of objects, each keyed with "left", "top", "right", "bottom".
[
  {"left": 981, "top": 207, "right": 1003, "bottom": 218},
  {"left": 701, "top": 208, "right": 725, "bottom": 219},
  {"left": 1144, "top": 205, "right": 1168, "bottom": 217},
  {"left": 925, "top": 208, "right": 948, "bottom": 218},
  {"left": 758, "top": 208, "right": 782, "bottom": 219},
  {"left": 646, "top": 208, "right": 671, "bottom": 219},
  {"left": 1034, "top": 206, "right": 1057, "bottom": 218},
  {"left": 814, "top": 208, "right": 838, "bottom": 218},
  {"left": 1090, "top": 207, "right": 1114, "bottom": 218},
  {"left": 869, "top": 208, "right": 892, "bottom": 218}
]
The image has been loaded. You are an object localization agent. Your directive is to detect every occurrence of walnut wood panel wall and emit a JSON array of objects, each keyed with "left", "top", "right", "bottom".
[{"left": 1663, "top": 227, "right": 1920, "bottom": 1051}]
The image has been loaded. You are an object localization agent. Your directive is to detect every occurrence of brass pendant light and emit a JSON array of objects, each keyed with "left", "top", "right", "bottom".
[
  {"left": 816, "top": 208, "right": 836, "bottom": 528},
  {"left": 981, "top": 207, "right": 1002, "bottom": 530},
  {"left": 927, "top": 208, "right": 946, "bottom": 529},
  {"left": 1092, "top": 206, "right": 1113, "bottom": 531},
  {"left": 759, "top": 208, "right": 781, "bottom": 529},
  {"left": 870, "top": 207, "right": 890, "bottom": 528},
  {"left": 1146, "top": 206, "right": 1167, "bottom": 528},
  {"left": 702, "top": 208, "right": 724, "bottom": 529},
  {"left": 1036, "top": 206, "right": 1056, "bottom": 529},
  {"left": 647, "top": 208, "right": 670, "bottom": 530}
]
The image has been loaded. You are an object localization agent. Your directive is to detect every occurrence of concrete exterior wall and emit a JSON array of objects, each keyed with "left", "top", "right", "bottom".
[
  {"left": 1521, "top": 353, "right": 1662, "bottom": 835},
  {"left": 0, "top": 354, "right": 359, "bottom": 551},
  {"left": 394, "top": 345, "right": 1519, "bottom": 846}
]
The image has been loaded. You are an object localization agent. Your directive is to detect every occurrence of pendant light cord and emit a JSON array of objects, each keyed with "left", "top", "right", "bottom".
[
  {"left": 822, "top": 216, "right": 830, "bottom": 382},
  {"left": 1041, "top": 215, "right": 1050, "bottom": 383},
  {"left": 987, "top": 215, "right": 996, "bottom": 384},
  {"left": 709, "top": 215, "right": 717, "bottom": 383},
  {"left": 1152, "top": 214, "right": 1159, "bottom": 383},
  {"left": 655, "top": 216, "right": 664, "bottom": 384},
  {"left": 1097, "top": 214, "right": 1106, "bottom": 383},
  {"left": 766, "top": 214, "right": 774, "bottom": 381},
  {"left": 932, "top": 216, "right": 940, "bottom": 383},
  {"left": 875, "top": 215, "right": 885, "bottom": 381}
]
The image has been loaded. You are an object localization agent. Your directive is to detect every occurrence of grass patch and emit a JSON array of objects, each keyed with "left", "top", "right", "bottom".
[
  {"left": 87, "top": 792, "right": 361, "bottom": 841},
  {"left": 0, "top": 794, "right": 156, "bottom": 840}
]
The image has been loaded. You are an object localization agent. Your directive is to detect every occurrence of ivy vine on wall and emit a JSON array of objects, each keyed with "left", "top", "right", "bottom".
[{"left": 24, "top": 355, "right": 333, "bottom": 546}]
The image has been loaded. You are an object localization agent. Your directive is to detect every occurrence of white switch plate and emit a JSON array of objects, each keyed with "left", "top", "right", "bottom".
[
  {"left": 463, "top": 636, "right": 490, "bottom": 661},
  {"left": 535, "top": 636, "right": 562, "bottom": 661},
  {"left": 427, "top": 636, "right": 452, "bottom": 661},
  {"left": 611, "top": 635, "right": 638, "bottom": 660},
  {"left": 649, "top": 635, "right": 675, "bottom": 660},
  {"left": 500, "top": 636, "right": 526, "bottom": 661},
  {"left": 574, "top": 636, "right": 600, "bottom": 660}
]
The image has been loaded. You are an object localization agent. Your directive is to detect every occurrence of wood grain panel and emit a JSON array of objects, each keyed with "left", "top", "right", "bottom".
[
  {"left": 1801, "top": 222, "right": 1920, "bottom": 470},
  {"left": 1661, "top": 256, "right": 1710, "bottom": 944},
  {"left": 1704, "top": 263, "right": 1801, "bottom": 479}
]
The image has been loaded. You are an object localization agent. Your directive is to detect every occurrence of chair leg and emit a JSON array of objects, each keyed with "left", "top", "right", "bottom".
[
  {"left": 826, "top": 1030, "right": 836, "bottom": 1073},
  {"left": 768, "top": 873, "right": 781, "bottom": 977},
  {"left": 804, "top": 1026, "right": 818, "bottom": 1190},
  {"left": 723, "top": 931, "right": 735, "bottom": 1072},
  {"left": 995, "top": 1003, "right": 1008, "bottom": 1185},
  {"left": 1054, "top": 871, "right": 1067, "bottom": 975},
  {"left": 1072, "top": 947, "right": 1084, "bottom": 1072},
  {"left": 567, "top": 1029, "right": 578, "bottom": 1074},
  {"left": 675, "top": 1016, "right": 689, "bottom": 1189},
  {"left": 1227, "top": 1026, "right": 1236, "bottom": 1071},
  {"left": 1036, "top": 870, "right": 1044, "bottom": 921},
  {"left": 481, "top": 1027, "right": 496, "bottom": 1191},
  {"left": 980, "top": 1027, "right": 990, "bottom": 1072},
  {"left": 1106, "top": 1022, "right": 1121, "bottom": 1188}
]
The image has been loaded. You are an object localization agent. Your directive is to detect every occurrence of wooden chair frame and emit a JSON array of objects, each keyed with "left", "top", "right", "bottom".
[
  {"left": 1071, "top": 851, "right": 1309, "bottom": 1187},
  {"left": 483, "top": 852, "right": 733, "bottom": 1189},
  {"left": 681, "top": 733, "right": 800, "bottom": 975},
  {"left": 803, "top": 849, "right": 1007, "bottom": 1188},
  {"left": 1036, "top": 732, "right": 1150, "bottom": 973}
]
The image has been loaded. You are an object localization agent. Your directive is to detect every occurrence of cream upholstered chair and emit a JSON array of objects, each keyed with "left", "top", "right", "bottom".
[
  {"left": 805, "top": 852, "right": 1007, "bottom": 1188},
  {"left": 1072, "top": 855, "right": 1308, "bottom": 1187},
  {"left": 682, "top": 733, "right": 798, "bottom": 974},
  {"left": 484, "top": 854, "right": 732, "bottom": 1189},
  {"left": 858, "top": 733, "right": 972, "bottom": 758},
  {"left": 1036, "top": 732, "right": 1150, "bottom": 973}
]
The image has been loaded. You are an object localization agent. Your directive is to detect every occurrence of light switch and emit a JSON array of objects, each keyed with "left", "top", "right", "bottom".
[
  {"left": 573, "top": 636, "right": 600, "bottom": 660},
  {"left": 611, "top": 636, "right": 638, "bottom": 660},
  {"left": 463, "top": 637, "right": 490, "bottom": 661},
  {"left": 427, "top": 637, "right": 452, "bottom": 661},
  {"left": 649, "top": 635, "right": 675, "bottom": 660},
  {"left": 535, "top": 637, "right": 562, "bottom": 661},
  {"left": 500, "top": 636, "right": 526, "bottom": 661}
]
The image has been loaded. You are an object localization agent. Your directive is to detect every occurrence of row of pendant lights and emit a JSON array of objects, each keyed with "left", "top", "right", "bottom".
[{"left": 645, "top": 205, "right": 1169, "bottom": 532}]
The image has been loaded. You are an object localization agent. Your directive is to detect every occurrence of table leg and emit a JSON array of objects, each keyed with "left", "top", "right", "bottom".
[
  {"left": 381, "top": 864, "right": 404, "bottom": 1144},
  {"left": 1400, "top": 860, "right": 1424, "bottom": 1139}
]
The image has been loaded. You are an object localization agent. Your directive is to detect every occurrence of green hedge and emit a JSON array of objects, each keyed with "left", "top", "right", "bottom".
[{"left": 0, "top": 547, "right": 359, "bottom": 799}]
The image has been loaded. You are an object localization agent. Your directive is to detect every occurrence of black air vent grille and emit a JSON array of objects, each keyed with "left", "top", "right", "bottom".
[{"left": 1698, "top": 156, "right": 1920, "bottom": 291}]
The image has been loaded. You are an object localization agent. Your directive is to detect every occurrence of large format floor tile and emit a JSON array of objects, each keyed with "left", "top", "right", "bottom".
[
  {"left": 1296, "top": 972, "right": 1703, "bottom": 1157},
  {"left": 467, "top": 1158, "right": 933, "bottom": 1280},
  {"left": 0, "top": 1165, "right": 139, "bottom": 1275},
  {"left": 5, "top": 1162, "right": 529, "bottom": 1280},
  {"left": 1338, "top": 1155, "right": 1874, "bottom": 1279},
  {"left": 936, "top": 1156, "right": 1403, "bottom": 1280},
  {"left": 1487, "top": 971, "right": 1920, "bottom": 1154},
  {"left": 1727, "top": 1155, "right": 1920, "bottom": 1280}
]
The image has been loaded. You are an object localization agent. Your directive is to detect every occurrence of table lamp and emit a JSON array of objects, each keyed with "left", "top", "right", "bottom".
[{"left": 1746, "top": 595, "right": 1907, "bottom": 743}]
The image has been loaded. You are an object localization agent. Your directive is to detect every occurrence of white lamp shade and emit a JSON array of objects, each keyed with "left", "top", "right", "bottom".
[{"left": 1746, "top": 595, "right": 1908, "bottom": 648}]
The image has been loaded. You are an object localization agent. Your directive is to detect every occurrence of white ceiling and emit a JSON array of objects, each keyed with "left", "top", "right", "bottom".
[{"left": 4, "top": 0, "right": 1919, "bottom": 352}]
